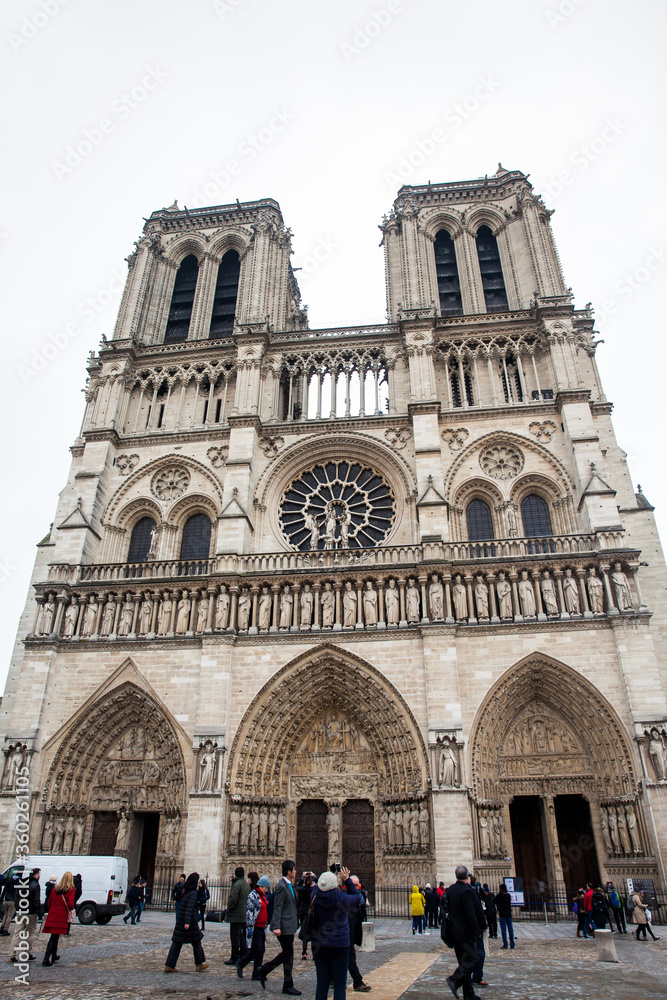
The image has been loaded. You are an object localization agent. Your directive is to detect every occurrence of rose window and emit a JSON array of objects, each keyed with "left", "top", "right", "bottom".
[
  {"left": 151, "top": 465, "right": 190, "bottom": 500},
  {"left": 479, "top": 445, "right": 524, "bottom": 481},
  {"left": 279, "top": 462, "right": 396, "bottom": 550}
]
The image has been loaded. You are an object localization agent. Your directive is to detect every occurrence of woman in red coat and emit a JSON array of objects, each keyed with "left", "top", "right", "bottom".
[{"left": 41, "top": 872, "right": 76, "bottom": 966}]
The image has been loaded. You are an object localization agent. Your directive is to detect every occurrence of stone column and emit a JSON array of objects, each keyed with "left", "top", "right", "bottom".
[
  {"left": 443, "top": 572, "right": 454, "bottom": 623},
  {"left": 149, "top": 592, "right": 160, "bottom": 636},
  {"left": 464, "top": 574, "right": 476, "bottom": 625},
  {"left": 599, "top": 563, "right": 618, "bottom": 616},
  {"left": 187, "top": 590, "right": 199, "bottom": 636},
  {"left": 229, "top": 586, "right": 239, "bottom": 631},
  {"left": 205, "top": 585, "right": 217, "bottom": 632},
  {"left": 130, "top": 595, "right": 141, "bottom": 638},
  {"left": 355, "top": 581, "right": 364, "bottom": 630},
  {"left": 312, "top": 583, "right": 321, "bottom": 631},
  {"left": 486, "top": 573, "right": 499, "bottom": 623},
  {"left": 509, "top": 571, "right": 522, "bottom": 622},
  {"left": 398, "top": 578, "right": 407, "bottom": 627},
  {"left": 377, "top": 580, "right": 386, "bottom": 629},
  {"left": 419, "top": 576, "right": 430, "bottom": 624},
  {"left": 531, "top": 569, "right": 545, "bottom": 621},
  {"left": 333, "top": 581, "right": 342, "bottom": 632},
  {"left": 577, "top": 568, "right": 592, "bottom": 618},
  {"left": 270, "top": 584, "right": 280, "bottom": 633},
  {"left": 554, "top": 569, "right": 569, "bottom": 620},
  {"left": 29, "top": 596, "right": 44, "bottom": 637},
  {"left": 249, "top": 585, "right": 260, "bottom": 635},
  {"left": 51, "top": 593, "right": 67, "bottom": 638},
  {"left": 291, "top": 583, "right": 301, "bottom": 632}
]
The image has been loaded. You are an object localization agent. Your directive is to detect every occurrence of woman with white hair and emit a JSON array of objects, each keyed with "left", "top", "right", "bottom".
[{"left": 309, "top": 867, "right": 361, "bottom": 1000}]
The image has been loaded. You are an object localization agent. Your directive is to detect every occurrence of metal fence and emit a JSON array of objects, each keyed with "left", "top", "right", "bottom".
[{"left": 144, "top": 881, "right": 666, "bottom": 925}]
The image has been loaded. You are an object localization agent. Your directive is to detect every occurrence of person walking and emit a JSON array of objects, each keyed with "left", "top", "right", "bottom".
[
  {"left": 43, "top": 874, "right": 57, "bottom": 911},
  {"left": 436, "top": 881, "right": 446, "bottom": 925},
  {"left": 123, "top": 877, "right": 142, "bottom": 925},
  {"left": 0, "top": 871, "right": 17, "bottom": 936},
  {"left": 572, "top": 888, "right": 586, "bottom": 937},
  {"left": 225, "top": 866, "right": 251, "bottom": 965},
  {"left": 590, "top": 887, "right": 611, "bottom": 931},
  {"left": 347, "top": 875, "right": 371, "bottom": 993},
  {"left": 197, "top": 879, "right": 210, "bottom": 929},
  {"left": 8, "top": 868, "right": 41, "bottom": 964},
  {"left": 444, "top": 865, "right": 486, "bottom": 1000},
  {"left": 172, "top": 874, "right": 186, "bottom": 921},
  {"left": 41, "top": 871, "right": 76, "bottom": 967},
  {"left": 296, "top": 873, "right": 314, "bottom": 960},
  {"left": 237, "top": 875, "right": 272, "bottom": 980},
  {"left": 310, "top": 867, "right": 361, "bottom": 1000},
  {"left": 425, "top": 884, "right": 439, "bottom": 929},
  {"left": 607, "top": 885, "right": 627, "bottom": 933},
  {"left": 409, "top": 884, "right": 426, "bottom": 935},
  {"left": 136, "top": 877, "right": 146, "bottom": 922},
  {"left": 582, "top": 882, "right": 595, "bottom": 938},
  {"left": 495, "top": 883, "right": 515, "bottom": 950},
  {"left": 164, "top": 872, "right": 209, "bottom": 972},
  {"left": 482, "top": 886, "right": 497, "bottom": 939},
  {"left": 259, "top": 858, "right": 300, "bottom": 995},
  {"left": 632, "top": 890, "right": 660, "bottom": 941}
]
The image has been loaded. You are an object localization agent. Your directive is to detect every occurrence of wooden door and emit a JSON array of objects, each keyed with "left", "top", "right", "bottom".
[
  {"left": 343, "top": 799, "right": 375, "bottom": 898},
  {"left": 296, "top": 800, "right": 328, "bottom": 877},
  {"left": 90, "top": 811, "right": 119, "bottom": 855}
]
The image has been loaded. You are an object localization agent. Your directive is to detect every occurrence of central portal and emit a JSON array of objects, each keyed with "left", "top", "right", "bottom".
[{"left": 295, "top": 798, "right": 375, "bottom": 892}]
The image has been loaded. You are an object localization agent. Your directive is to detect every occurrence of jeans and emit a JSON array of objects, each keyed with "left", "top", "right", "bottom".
[
  {"left": 229, "top": 922, "right": 248, "bottom": 961},
  {"left": 261, "top": 932, "right": 294, "bottom": 988},
  {"left": 426, "top": 909, "right": 438, "bottom": 928},
  {"left": 472, "top": 935, "right": 485, "bottom": 983},
  {"left": 612, "top": 906, "right": 626, "bottom": 932},
  {"left": 165, "top": 938, "right": 205, "bottom": 968},
  {"left": 499, "top": 916, "right": 514, "bottom": 948},
  {"left": 199, "top": 905, "right": 207, "bottom": 929},
  {"left": 239, "top": 925, "right": 266, "bottom": 975},
  {"left": 450, "top": 938, "right": 479, "bottom": 998},
  {"left": 412, "top": 914, "right": 424, "bottom": 933},
  {"left": 583, "top": 912, "right": 595, "bottom": 938},
  {"left": 124, "top": 903, "right": 140, "bottom": 924},
  {"left": 313, "top": 944, "right": 349, "bottom": 1000}
]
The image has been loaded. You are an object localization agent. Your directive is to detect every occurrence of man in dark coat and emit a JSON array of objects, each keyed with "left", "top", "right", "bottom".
[
  {"left": 425, "top": 883, "right": 439, "bottom": 929},
  {"left": 225, "top": 866, "right": 250, "bottom": 964},
  {"left": 347, "top": 875, "right": 371, "bottom": 992},
  {"left": 259, "top": 859, "right": 300, "bottom": 996},
  {"left": 172, "top": 874, "right": 186, "bottom": 920},
  {"left": 164, "top": 872, "right": 208, "bottom": 972},
  {"left": 482, "top": 886, "right": 497, "bottom": 939},
  {"left": 444, "top": 865, "right": 486, "bottom": 1000}
]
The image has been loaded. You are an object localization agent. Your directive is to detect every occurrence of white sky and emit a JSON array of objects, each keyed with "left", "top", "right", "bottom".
[{"left": 1, "top": 0, "right": 666, "bottom": 693}]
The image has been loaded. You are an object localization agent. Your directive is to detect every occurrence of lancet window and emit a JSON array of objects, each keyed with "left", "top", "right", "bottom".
[
  {"left": 476, "top": 226, "right": 509, "bottom": 313},
  {"left": 434, "top": 229, "right": 463, "bottom": 317},
  {"left": 209, "top": 250, "right": 240, "bottom": 339},
  {"left": 521, "top": 494, "right": 553, "bottom": 537},
  {"left": 164, "top": 255, "right": 199, "bottom": 344},
  {"left": 466, "top": 500, "right": 494, "bottom": 542},
  {"left": 127, "top": 517, "right": 156, "bottom": 562},
  {"left": 180, "top": 514, "right": 212, "bottom": 560}
]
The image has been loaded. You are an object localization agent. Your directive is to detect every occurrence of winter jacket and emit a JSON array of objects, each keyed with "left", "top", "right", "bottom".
[
  {"left": 42, "top": 887, "right": 76, "bottom": 935},
  {"left": 632, "top": 893, "right": 648, "bottom": 925},
  {"left": 347, "top": 892, "right": 364, "bottom": 947},
  {"left": 171, "top": 889, "right": 203, "bottom": 943},
  {"left": 73, "top": 874, "right": 82, "bottom": 902},
  {"left": 409, "top": 885, "right": 425, "bottom": 916},
  {"left": 172, "top": 880, "right": 186, "bottom": 902},
  {"left": 591, "top": 891, "right": 610, "bottom": 919},
  {"left": 197, "top": 886, "right": 210, "bottom": 909},
  {"left": 296, "top": 881, "right": 314, "bottom": 922},
  {"left": 226, "top": 876, "right": 251, "bottom": 923},
  {"left": 483, "top": 891, "right": 496, "bottom": 917},
  {"left": 494, "top": 888, "right": 513, "bottom": 919},
  {"left": 44, "top": 880, "right": 56, "bottom": 908},
  {"left": 446, "top": 881, "right": 487, "bottom": 943},
  {"left": 246, "top": 888, "right": 270, "bottom": 937},
  {"left": 2, "top": 875, "right": 17, "bottom": 903},
  {"left": 310, "top": 878, "right": 361, "bottom": 947},
  {"left": 126, "top": 885, "right": 142, "bottom": 906},
  {"left": 425, "top": 888, "right": 439, "bottom": 913}
]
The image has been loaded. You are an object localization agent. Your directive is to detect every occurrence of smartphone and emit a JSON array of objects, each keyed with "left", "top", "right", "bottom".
[{"left": 334, "top": 863, "right": 342, "bottom": 873}]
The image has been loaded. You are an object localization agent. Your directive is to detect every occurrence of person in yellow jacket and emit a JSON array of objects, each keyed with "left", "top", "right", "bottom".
[{"left": 409, "top": 884, "right": 427, "bottom": 935}]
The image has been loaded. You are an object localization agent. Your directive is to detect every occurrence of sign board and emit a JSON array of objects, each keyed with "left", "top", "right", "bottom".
[{"left": 504, "top": 876, "right": 524, "bottom": 906}]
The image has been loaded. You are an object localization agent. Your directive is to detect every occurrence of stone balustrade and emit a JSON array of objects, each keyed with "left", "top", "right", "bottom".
[{"left": 30, "top": 551, "right": 647, "bottom": 642}]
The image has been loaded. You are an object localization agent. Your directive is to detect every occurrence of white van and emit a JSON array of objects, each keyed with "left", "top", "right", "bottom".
[{"left": 2, "top": 855, "right": 128, "bottom": 924}]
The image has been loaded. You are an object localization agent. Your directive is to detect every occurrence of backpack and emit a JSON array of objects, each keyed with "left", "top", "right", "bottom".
[{"left": 609, "top": 890, "right": 620, "bottom": 909}]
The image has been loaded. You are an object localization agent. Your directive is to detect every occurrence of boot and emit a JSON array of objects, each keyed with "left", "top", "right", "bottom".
[{"left": 196, "top": 962, "right": 210, "bottom": 971}]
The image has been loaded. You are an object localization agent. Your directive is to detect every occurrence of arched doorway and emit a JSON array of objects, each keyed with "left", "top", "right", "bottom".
[
  {"left": 225, "top": 644, "right": 433, "bottom": 887},
  {"left": 469, "top": 654, "right": 653, "bottom": 894},
  {"left": 39, "top": 678, "right": 188, "bottom": 882}
]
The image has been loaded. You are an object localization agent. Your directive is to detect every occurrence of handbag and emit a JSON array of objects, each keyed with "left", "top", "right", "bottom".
[
  {"left": 440, "top": 890, "right": 455, "bottom": 949},
  {"left": 298, "top": 899, "right": 316, "bottom": 942},
  {"left": 67, "top": 907, "right": 75, "bottom": 924}
]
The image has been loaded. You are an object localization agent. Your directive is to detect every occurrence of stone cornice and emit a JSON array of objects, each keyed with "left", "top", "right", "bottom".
[{"left": 408, "top": 401, "right": 441, "bottom": 417}]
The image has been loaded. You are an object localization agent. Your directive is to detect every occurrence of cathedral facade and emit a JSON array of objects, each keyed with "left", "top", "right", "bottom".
[{"left": 3, "top": 166, "right": 667, "bottom": 896}]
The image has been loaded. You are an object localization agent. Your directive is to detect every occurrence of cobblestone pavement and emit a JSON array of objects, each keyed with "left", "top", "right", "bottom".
[{"left": 2, "top": 913, "right": 667, "bottom": 998}]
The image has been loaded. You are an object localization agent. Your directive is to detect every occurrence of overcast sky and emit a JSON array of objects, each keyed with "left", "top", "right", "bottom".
[{"left": 1, "top": 0, "right": 665, "bottom": 692}]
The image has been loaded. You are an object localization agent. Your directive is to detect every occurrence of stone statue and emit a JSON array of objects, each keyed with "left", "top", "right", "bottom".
[
  {"left": 63, "top": 814, "right": 75, "bottom": 853},
  {"left": 321, "top": 582, "right": 335, "bottom": 628},
  {"left": 196, "top": 596, "right": 209, "bottom": 632},
  {"left": 304, "top": 509, "right": 320, "bottom": 550},
  {"left": 100, "top": 596, "right": 116, "bottom": 636},
  {"left": 237, "top": 587, "right": 251, "bottom": 630},
  {"left": 343, "top": 581, "right": 357, "bottom": 627},
  {"left": 387, "top": 808, "right": 396, "bottom": 847},
  {"left": 380, "top": 808, "right": 389, "bottom": 846},
  {"left": 563, "top": 569, "right": 580, "bottom": 614},
  {"left": 52, "top": 816, "right": 65, "bottom": 853},
  {"left": 587, "top": 567, "right": 604, "bottom": 614},
  {"left": 394, "top": 804, "right": 404, "bottom": 846},
  {"left": 649, "top": 729, "right": 667, "bottom": 780},
  {"left": 612, "top": 563, "right": 632, "bottom": 610},
  {"left": 258, "top": 585, "right": 272, "bottom": 629},
  {"left": 157, "top": 593, "right": 172, "bottom": 635},
  {"left": 258, "top": 806, "right": 268, "bottom": 850},
  {"left": 327, "top": 808, "right": 340, "bottom": 856},
  {"left": 81, "top": 597, "right": 98, "bottom": 637},
  {"left": 429, "top": 574, "right": 444, "bottom": 620},
  {"left": 479, "top": 810, "right": 491, "bottom": 855},
  {"left": 199, "top": 743, "right": 215, "bottom": 792},
  {"left": 268, "top": 806, "right": 278, "bottom": 853},
  {"left": 600, "top": 807, "right": 612, "bottom": 855},
  {"left": 452, "top": 575, "right": 467, "bottom": 620},
  {"left": 39, "top": 596, "right": 55, "bottom": 635},
  {"left": 419, "top": 803, "right": 429, "bottom": 846},
  {"left": 73, "top": 815, "right": 85, "bottom": 854},
  {"left": 474, "top": 575, "right": 489, "bottom": 619},
  {"left": 506, "top": 503, "right": 518, "bottom": 537},
  {"left": 363, "top": 581, "right": 378, "bottom": 625},
  {"left": 42, "top": 815, "right": 55, "bottom": 852},
  {"left": 240, "top": 808, "right": 250, "bottom": 850},
  {"left": 439, "top": 743, "right": 458, "bottom": 786},
  {"left": 518, "top": 570, "right": 535, "bottom": 617},
  {"left": 229, "top": 805, "right": 241, "bottom": 846},
  {"left": 279, "top": 584, "right": 293, "bottom": 629},
  {"left": 277, "top": 808, "right": 286, "bottom": 850},
  {"left": 115, "top": 810, "right": 130, "bottom": 851},
  {"left": 541, "top": 571, "right": 559, "bottom": 616},
  {"left": 339, "top": 508, "right": 352, "bottom": 548},
  {"left": 385, "top": 578, "right": 399, "bottom": 625},
  {"left": 64, "top": 601, "right": 79, "bottom": 637},
  {"left": 625, "top": 804, "right": 641, "bottom": 854},
  {"left": 250, "top": 808, "right": 260, "bottom": 850},
  {"left": 139, "top": 595, "right": 152, "bottom": 635},
  {"left": 324, "top": 507, "right": 337, "bottom": 548},
  {"left": 117, "top": 600, "right": 134, "bottom": 636},
  {"left": 215, "top": 585, "right": 230, "bottom": 629},
  {"left": 496, "top": 572, "right": 512, "bottom": 619},
  {"left": 146, "top": 523, "right": 158, "bottom": 560},
  {"left": 607, "top": 805, "right": 619, "bottom": 853},
  {"left": 616, "top": 806, "right": 631, "bottom": 855},
  {"left": 406, "top": 578, "right": 420, "bottom": 622},
  {"left": 175, "top": 591, "right": 191, "bottom": 633},
  {"left": 408, "top": 804, "right": 419, "bottom": 846},
  {"left": 492, "top": 812, "right": 504, "bottom": 855},
  {"left": 300, "top": 584, "right": 314, "bottom": 627}
]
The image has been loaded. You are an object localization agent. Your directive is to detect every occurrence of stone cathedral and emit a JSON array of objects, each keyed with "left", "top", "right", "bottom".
[{"left": 3, "top": 166, "right": 667, "bottom": 898}]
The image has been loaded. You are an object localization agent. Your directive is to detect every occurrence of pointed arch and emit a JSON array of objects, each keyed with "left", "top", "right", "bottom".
[
  {"left": 226, "top": 643, "right": 430, "bottom": 798},
  {"left": 469, "top": 652, "right": 638, "bottom": 804}
]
